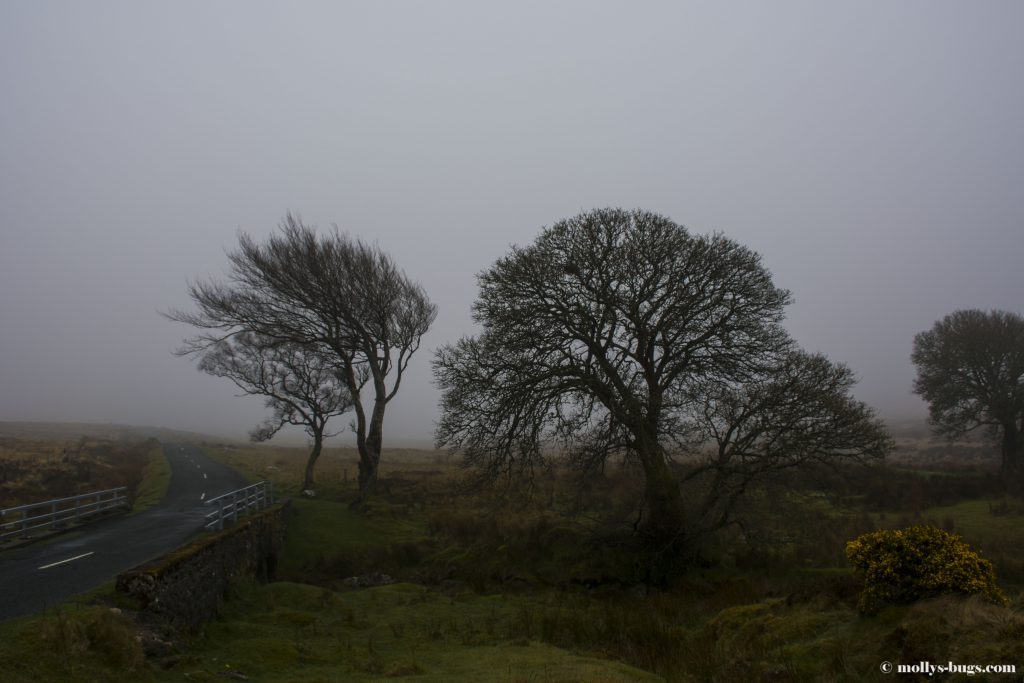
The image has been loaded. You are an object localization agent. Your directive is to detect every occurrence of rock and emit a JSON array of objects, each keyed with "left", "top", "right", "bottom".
[{"left": 342, "top": 572, "right": 397, "bottom": 588}]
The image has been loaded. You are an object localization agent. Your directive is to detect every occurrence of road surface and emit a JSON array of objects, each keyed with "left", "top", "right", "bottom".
[{"left": 0, "top": 442, "right": 247, "bottom": 620}]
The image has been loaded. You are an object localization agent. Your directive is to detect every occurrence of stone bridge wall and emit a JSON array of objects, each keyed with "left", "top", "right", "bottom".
[{"left": 115, "top": 502, "right": 288, "bottom": 631}]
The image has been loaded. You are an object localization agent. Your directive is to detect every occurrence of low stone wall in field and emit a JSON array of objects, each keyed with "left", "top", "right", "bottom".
[{"left": 115, "top": 502, "right": 288, "bottom": 631}]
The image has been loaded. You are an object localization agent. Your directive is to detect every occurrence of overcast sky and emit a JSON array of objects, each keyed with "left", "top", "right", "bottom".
[{"left": 2, "top": 1, "right": 1022, "bottom": 446}]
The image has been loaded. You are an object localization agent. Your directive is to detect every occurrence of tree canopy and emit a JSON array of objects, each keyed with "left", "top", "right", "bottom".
[
  {"left": 912, "top": 309, "right": 1024, "bottom": 477},
  {"left": 435, "top": 208, "right": 890, "bottom": 553},
  {"left": 170, "top": 214, "right": 437, "bottom": 499}
]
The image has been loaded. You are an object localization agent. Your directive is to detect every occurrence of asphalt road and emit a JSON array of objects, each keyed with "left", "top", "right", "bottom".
[{"left": 0, "top": 442, "right": 248, "bottom": 620}]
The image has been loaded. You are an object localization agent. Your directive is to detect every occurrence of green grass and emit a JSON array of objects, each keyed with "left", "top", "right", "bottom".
[
  {"left": 278, "top": 497, "right": 430, "bottom": 580},
  {"left": 152, "top": 581, "right": 663, "bottom": 682},
  {"left": 129, "top": 443, "right": 172, "bottom": 514},
  {"left": 0, "top": 586, "right": 149, "bottom": 683},
  {"left": 920, "top": 498, "right": 1024, "bottom": 544},
  {"left": 5, "top": 573, "right": 1024, "bottom": 682}
]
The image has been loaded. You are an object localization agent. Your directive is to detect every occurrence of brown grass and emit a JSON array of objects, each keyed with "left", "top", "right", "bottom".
[{"left": 0, "top": 434, "right": 159, "bottom": 509}]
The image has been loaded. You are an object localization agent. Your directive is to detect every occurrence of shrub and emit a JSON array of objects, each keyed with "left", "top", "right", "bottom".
[
  {"left": 40, "top": 607, "right": 144, "bottom": 670},
  {"left": 845, "top": 525, "right": 1008, "bottom": 614}
]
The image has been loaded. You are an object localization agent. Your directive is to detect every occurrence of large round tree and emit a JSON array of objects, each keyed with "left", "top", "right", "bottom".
[
  {"left": 435, "top": 208, "right": 889, "bottom": 553},
  {"left": 912, "top": 309, "right": 1024, "bottom": 477}
]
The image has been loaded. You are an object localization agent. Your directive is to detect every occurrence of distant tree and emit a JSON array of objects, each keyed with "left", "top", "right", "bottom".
[
  {"left": 434, "top": 208, "right": 890, "bottom": 555},
  {"left": 912, "top": 309, "right": 1024, "bottom": 478},
  {"left": 181, "top": 331, "right": 352, "bottom": 491},
  {"left": 169, "top": 215, "right": 437, "bottom": 501}
]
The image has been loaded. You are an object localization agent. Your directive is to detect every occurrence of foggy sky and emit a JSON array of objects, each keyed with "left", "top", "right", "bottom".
[{"left": 2, "top": 2, "right": 1022, "bottom": 446}]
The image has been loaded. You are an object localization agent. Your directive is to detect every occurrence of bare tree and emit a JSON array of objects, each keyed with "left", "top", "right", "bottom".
[
  {"left": 169, "top": 215, "right": 437, "bottom": 501},
  {"left": 434, "top": 208, "right": 889, "bottom": 552},
  {"left": 912, "top": 309, "right": 1024, "bottom": 478},
  {"left": 689, "top": 350, "right": 891, "bottom": 535},
  {"left": 182, "top": 331, "right": 352, "bottom": 491}
]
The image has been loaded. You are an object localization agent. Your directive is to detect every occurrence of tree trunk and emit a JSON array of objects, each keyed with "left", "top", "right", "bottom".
[
  {"left": 641, "top": 456, "right": 685, "bottom": 544},
  {"left": 356, "top": 397, "right": 386, "bottom": 502},
  {"left": 636, "top": 445, "right": 687, "bottom": 584},
  {"left": 635, "top": 424, "right": 686, "bottom": 543},
  {"left": 301, "top": 428, "right": 324, "bottom": 492}
]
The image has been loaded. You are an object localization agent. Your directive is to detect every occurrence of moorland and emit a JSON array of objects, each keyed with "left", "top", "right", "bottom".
[{"left": 0, "top": 421, "right": 1023, "bottom": 681}]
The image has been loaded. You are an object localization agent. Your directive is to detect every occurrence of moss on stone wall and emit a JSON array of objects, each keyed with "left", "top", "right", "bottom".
[{"left": 115, "top": 502, "right": 289, "bottom": 631}]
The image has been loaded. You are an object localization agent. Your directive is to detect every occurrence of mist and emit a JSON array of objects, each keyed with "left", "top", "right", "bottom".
[{"left": 2, "top": 1, "right": 1022, "bottom": 445}]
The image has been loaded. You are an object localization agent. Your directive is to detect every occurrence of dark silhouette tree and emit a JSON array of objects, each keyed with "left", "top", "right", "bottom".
[
  {"left": 690, "top": 350, "right": 891, "bottom": 535},
  {"left": 181, "top": 331, "right": 352, "bottom": 492},
  {"left": 169, "top": 215, "right": 436, "bottom": 501},
  {"left": 434, "top": 208, "right": 889, "bottom": 556},
  {"left": 912, "top": 309, "right": 1024, "bottom": 478}
]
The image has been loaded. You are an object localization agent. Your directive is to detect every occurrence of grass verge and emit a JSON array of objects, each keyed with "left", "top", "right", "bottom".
[{"left": 129, "top": 442, "right": 172, "bottom": 514}]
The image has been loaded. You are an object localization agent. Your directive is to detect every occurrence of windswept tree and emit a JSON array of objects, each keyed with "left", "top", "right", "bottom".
[
  {"left": 169, "top": 215, "right": 437, "bottom": 500},
  {"left": 912, "top": 309, "right": 1024, "bottom": 478},
  {"left": 181, "top": 331, "right": 352, "bottom": 492},
  {"left": 434, "top": 208, "right": 889, "bottom": 553}
]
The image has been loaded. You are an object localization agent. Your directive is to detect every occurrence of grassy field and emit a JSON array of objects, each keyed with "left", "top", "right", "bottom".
[
  {"left": 2, "top": 428, "right": 1024, "bottom": 680},
  {"left": 162, "top": 442, "right": 1024, "bottom": 679},
  {"left": 0, "top": 425, "right": 167, "bottom": 511}
]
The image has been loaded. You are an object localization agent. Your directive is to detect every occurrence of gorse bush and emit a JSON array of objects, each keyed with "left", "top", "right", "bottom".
[{"left": 846, "top": 525, "right": 1008, "bottom": 614}]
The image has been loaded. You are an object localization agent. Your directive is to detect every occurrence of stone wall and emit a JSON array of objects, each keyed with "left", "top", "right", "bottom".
[{"left": 115, "top": 502, "right": 288, "bottom": 631}]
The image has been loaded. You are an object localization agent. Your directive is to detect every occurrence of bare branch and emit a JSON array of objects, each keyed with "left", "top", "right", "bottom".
[
  {"left": 434, "top": 208, "right": 889, "bottom": 548},
  {"left": 168, "top": 214, "right": 436, "bottom": 497}
]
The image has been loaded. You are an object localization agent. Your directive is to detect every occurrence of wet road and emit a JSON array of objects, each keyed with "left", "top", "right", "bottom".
[{"left": 0, "top": 442, "right": 247, "bottom": 620}]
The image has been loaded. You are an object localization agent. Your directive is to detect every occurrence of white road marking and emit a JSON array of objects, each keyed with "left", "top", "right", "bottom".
[
  {"left": 39, "top": 551, "right": 94, "bottom": 570},
  {"left": 203, "top": 473, "right": 207, "bottom": 479},
  {"left": 201, "top": 492, "right": 206, "bottom": 501}
]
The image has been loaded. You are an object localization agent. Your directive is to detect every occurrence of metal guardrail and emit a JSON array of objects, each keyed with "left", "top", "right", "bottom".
[
  {"left": 0, "top": 487, "right": 129, "bottom": 541},
  {"left": 203, "top": 481, "right": 273, "bottom": 530}
]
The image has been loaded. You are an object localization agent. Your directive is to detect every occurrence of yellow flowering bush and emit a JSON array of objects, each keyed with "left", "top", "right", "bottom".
[{"left": 845, "top": 525, "right": 1008, "bottom": 614}]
